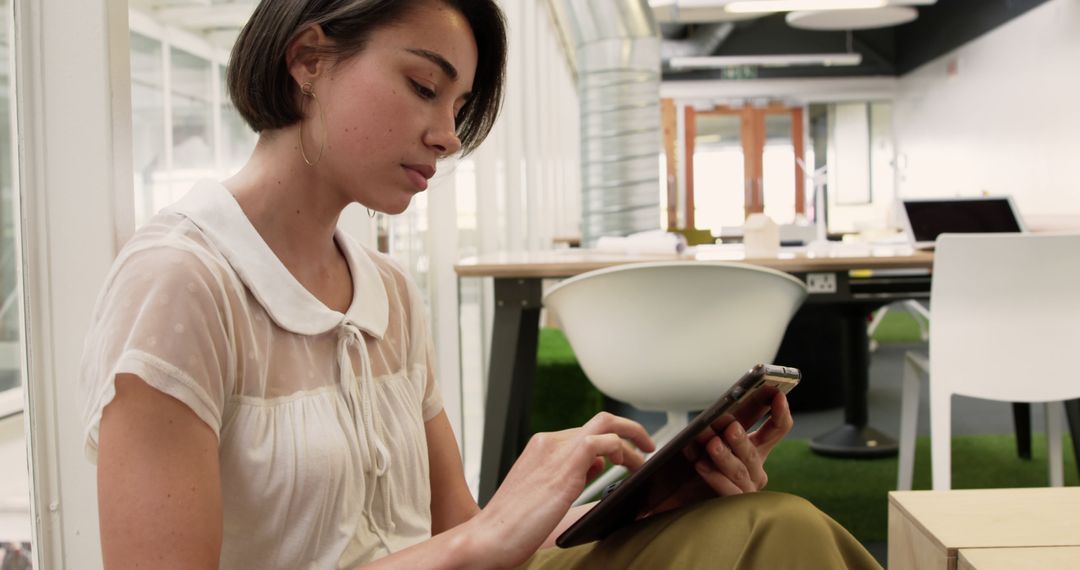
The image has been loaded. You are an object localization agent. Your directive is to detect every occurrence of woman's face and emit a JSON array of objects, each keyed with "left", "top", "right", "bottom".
[{"left": 312, "top": 1, "right": 478, "bottom": 214}]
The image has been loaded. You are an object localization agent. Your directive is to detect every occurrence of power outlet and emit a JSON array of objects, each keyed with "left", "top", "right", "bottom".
[{"left": 806, "top": 272, "right": 837, "bottom": 294}]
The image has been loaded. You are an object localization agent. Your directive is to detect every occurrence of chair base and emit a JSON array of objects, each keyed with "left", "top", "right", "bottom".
[{"left": 810, "top": 424, "right": 898, "bottom": 458}]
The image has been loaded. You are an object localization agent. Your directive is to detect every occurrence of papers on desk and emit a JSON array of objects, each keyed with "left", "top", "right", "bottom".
[
  {"left": 593, "top": 231, "right": 687, "bottom": 255},
  {"left": 692, "top": 240, "right": 916, "bottom": 260}
]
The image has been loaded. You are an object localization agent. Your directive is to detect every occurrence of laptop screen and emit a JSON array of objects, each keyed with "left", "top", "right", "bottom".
[{"left": 902, "top": 198, "right": 1022, "bottom": 243}]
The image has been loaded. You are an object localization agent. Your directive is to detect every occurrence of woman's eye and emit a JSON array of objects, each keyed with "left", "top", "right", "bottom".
[{"left": 410, "top": 80, "right": 436, "bottom": 100}]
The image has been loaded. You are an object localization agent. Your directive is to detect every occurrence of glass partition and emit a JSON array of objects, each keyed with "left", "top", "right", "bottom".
[
  {"left": 170, "top": 47, "right": 214, "bottom": 173},
  {"left": 130, "top": 31, "right": 167, "bottom": 225},
  {"left": 0, "top": 0, "right": 19, "bottom": 400},
  {"left": 220, "top": 66, "right": 251, "bottom": 175},
  {"left": 0, "top": 0, "right": 32, "bottom": 562},
  {"left": 128, "top": 19, "right": 256, "bottom": 227}
]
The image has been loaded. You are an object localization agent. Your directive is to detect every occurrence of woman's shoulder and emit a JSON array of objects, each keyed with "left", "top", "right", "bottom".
[{"left": 109, "top": 212, "right": 236, "bottom": 292}]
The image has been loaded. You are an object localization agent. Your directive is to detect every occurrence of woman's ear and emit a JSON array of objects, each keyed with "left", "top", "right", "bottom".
[{"left": 286, "top": 24, "right": 331, "bottom": 86}]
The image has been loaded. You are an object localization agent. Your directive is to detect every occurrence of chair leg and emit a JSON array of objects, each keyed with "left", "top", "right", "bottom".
[
  {"left": 867, "top": 305, "right": 889, "bottom": 336},
  {"left": 573, "top": 463, "right": 628, "bottom": 506},
  {"left": 1047, "top": 402, "right": 1064, "bottom": 487},
  {"left": 867, "top": 306, "right": 889, "bottom": 352},
  {"left": 1013, "top": 402, "right": 1033, "bottom": 460},
  {"left": 930, "top": 389, "right": 953, "bottom": 491},
  {"left": 903, "top": 300, "right": 931, "bottom": 342},
  {"left": 897, "top": 354, "right": 921, "bottom": 490},
  {"left": 1065, "top": 398, "right": 1080, "bottom": 470}
]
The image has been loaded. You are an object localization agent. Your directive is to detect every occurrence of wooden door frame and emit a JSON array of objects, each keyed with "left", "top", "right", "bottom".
[{"left": 676, "top": 102, "right": 807, "bottom": 227}]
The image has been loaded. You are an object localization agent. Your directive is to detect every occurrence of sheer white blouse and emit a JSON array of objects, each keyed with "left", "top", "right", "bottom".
[{"left": 80, "top": 180, "right": 443, "bottom": 569}]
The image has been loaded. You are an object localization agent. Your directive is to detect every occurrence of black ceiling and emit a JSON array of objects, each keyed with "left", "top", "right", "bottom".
[{"left": 661, "top": 0, "right": 1052, "bottom": 81}]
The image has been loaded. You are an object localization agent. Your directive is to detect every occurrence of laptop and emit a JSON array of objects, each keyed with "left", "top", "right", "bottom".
[{"left": 899, "top": 196, "right": 1025, "bottom": 250}]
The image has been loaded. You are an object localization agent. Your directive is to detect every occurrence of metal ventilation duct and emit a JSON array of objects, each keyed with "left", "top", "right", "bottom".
[{"left": 549, "top": 0, "right": 662, "bottom": 246}]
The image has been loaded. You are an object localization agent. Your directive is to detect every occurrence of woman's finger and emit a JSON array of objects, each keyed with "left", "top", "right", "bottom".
[
  {"left": 614, "top": 439, "right": 646, "bottom": 473},
  {"left": 748, "top": 392, "right": 793, "bottom": 453},
  {"left": 585, "top": 457, "right": 605, "bottom": 482},
  {"left": 704, "top": 435, "right": 757, "bottom": 493},
  {"left": 584, "top": 412, "right": 656, "bottom": 453},
  {"left": 694, "top": 459, "right": 744, "bottom": 496},
  {"left": 723, "top": 422, "right": 768, "bottom": 489}
]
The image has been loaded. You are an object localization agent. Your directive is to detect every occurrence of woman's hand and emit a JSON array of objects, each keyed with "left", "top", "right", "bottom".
[
  {"left": 465, "top": 412, "right": 655, "bottom": 569},
  {"left": 645, "top": 391, "right": 794, "bottom": 517},
  {"left": 690, "top": 390, "right": 793, "bottom": 496}
]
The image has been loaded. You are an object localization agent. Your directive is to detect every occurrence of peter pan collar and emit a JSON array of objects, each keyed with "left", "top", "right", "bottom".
[{"left": 167, "top": 180, "right": 389, "bottom": 339}]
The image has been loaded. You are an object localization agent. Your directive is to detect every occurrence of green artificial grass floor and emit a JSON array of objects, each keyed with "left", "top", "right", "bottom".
[
  {"left": 766, "top": 434, "right": 1078, "bottom": 543},
  {"left": 532, "top": 328, "right": 605, "bottom": 434},
  {"left": 870, "top": 308, "right": 926, "bottom": 343}
]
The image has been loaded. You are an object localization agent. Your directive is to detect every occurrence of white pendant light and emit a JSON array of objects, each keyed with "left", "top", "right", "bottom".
[
  {"left": 786, "top": 6, "right": 919, "bottom": 30},
  {"left": 725, "top": 0, "right": 886, "bottom": 13}
]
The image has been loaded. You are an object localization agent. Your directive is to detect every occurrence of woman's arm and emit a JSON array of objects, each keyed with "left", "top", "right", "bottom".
[
  {"left": 425, "top": 410, "right": 481, "bottom": 533},
  {"left": 97, "top": 374, "right": 223, "bottom": 570}
]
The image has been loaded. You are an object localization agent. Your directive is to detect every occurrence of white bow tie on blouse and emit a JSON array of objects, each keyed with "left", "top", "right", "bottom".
[{"left": 337, "top": 320, "right": 396, "bottom": 536}]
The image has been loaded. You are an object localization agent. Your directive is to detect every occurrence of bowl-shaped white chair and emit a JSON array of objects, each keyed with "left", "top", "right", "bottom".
[{"left": 543, "top": 261, "right": 808, "bottom": 504}]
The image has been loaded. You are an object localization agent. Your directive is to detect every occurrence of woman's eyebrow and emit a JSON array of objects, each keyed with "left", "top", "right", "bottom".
[{"left": 404, "top": 47, "right": 458, "bottom": 81}]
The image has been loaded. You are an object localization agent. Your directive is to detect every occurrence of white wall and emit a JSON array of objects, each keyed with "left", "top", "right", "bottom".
[{"left": 893, "top": 0, "right": 1080, "bottom": 224}]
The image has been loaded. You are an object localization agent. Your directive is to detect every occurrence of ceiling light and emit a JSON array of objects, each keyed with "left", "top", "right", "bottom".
[
  {"left": 725, "top": 0, "right": 886, "bottom": 13},
  {"left": 669, "top": 53, "right": 863, "bottom": 70},
  {"left": 786, "top": 6, "right": 918, "bottom": 30}
]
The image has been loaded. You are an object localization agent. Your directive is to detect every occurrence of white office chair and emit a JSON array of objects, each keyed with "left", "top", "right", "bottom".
[
  {"left": 543, "top": 261, "right": 807, "bottom": 504},
  {"left": 897, "top": 233, "right": 1080, "bottom": 491}
]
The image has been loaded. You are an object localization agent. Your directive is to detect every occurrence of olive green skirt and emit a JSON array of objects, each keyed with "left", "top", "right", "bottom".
[{"left": 519, "top": 492, "right": 881, "bottom": 569}]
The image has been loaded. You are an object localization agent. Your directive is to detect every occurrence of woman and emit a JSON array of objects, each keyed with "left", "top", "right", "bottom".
[{"left": 81, "top": 0, "right": 880, "bottom": 568}]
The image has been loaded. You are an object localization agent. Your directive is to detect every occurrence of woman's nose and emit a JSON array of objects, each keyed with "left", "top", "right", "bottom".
[{"left": 424, "top": 111, "right": 462, "bottom": 157}]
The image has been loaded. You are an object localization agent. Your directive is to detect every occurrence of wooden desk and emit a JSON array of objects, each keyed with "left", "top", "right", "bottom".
[
  {"left": 889, "top": 488, "right": 1080, "bottom": 570},
  {"left": 457, "top": 247, "right": 935, "bottom": 504},
  {"left": 959, "top": 546, "right": 1080, "bottom": 569}
]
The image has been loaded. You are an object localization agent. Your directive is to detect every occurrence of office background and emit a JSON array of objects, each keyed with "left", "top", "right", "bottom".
[{"left": 1, "top": 0, "right": 1078, "bottom": 567}]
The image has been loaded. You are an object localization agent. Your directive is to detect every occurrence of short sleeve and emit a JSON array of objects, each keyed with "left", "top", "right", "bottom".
[
  {"left": 80, "top": 245, "right": 235, "bottom": 462},
  {"left": 404, "top": 273, "right": 443, "bottom": 422}
]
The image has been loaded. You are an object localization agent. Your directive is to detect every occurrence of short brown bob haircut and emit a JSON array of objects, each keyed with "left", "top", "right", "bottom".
[{"left": 227, "top": 0, "right": 506, "bottom": 156}]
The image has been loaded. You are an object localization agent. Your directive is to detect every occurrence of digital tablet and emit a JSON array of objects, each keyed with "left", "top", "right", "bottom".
[{"left": 556, "top": 364, "right": 801, "bottom": 548}]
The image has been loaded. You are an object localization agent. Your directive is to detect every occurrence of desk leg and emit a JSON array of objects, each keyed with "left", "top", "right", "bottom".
[
  {"left": 809, "top": 305, "right": 899, "bottom": 458},
  {"left": 478, "top": 278, "right": 542, "bottom": 505}
]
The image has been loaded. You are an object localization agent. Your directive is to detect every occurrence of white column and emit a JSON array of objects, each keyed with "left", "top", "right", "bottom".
[
  {"left": 13, "top": 0, "right": 132, "bottom": 567},
  {"left": 538, "top": 9, "right": 556, "bottom": 248},
  {"left": 473, "top": 126, "right": 499, "bottom": 378},
  {"left": 522, "top": 0, "right": 542, "bottom": 252},
  {"left": 426, "top": 169, "right": 462, "bottom": 443},
  {"left": 501, "top": 0, "right": 525, "bottom": 253}
]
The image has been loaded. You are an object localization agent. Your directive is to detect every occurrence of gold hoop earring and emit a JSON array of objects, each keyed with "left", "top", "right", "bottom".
[{"left": 298, "top": 82, "right": 326, "bottom": 167}]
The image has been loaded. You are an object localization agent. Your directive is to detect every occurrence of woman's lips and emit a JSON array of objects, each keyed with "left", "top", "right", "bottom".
[{"left": 402, "top": 164, "right": 434, "bottom": 191}]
